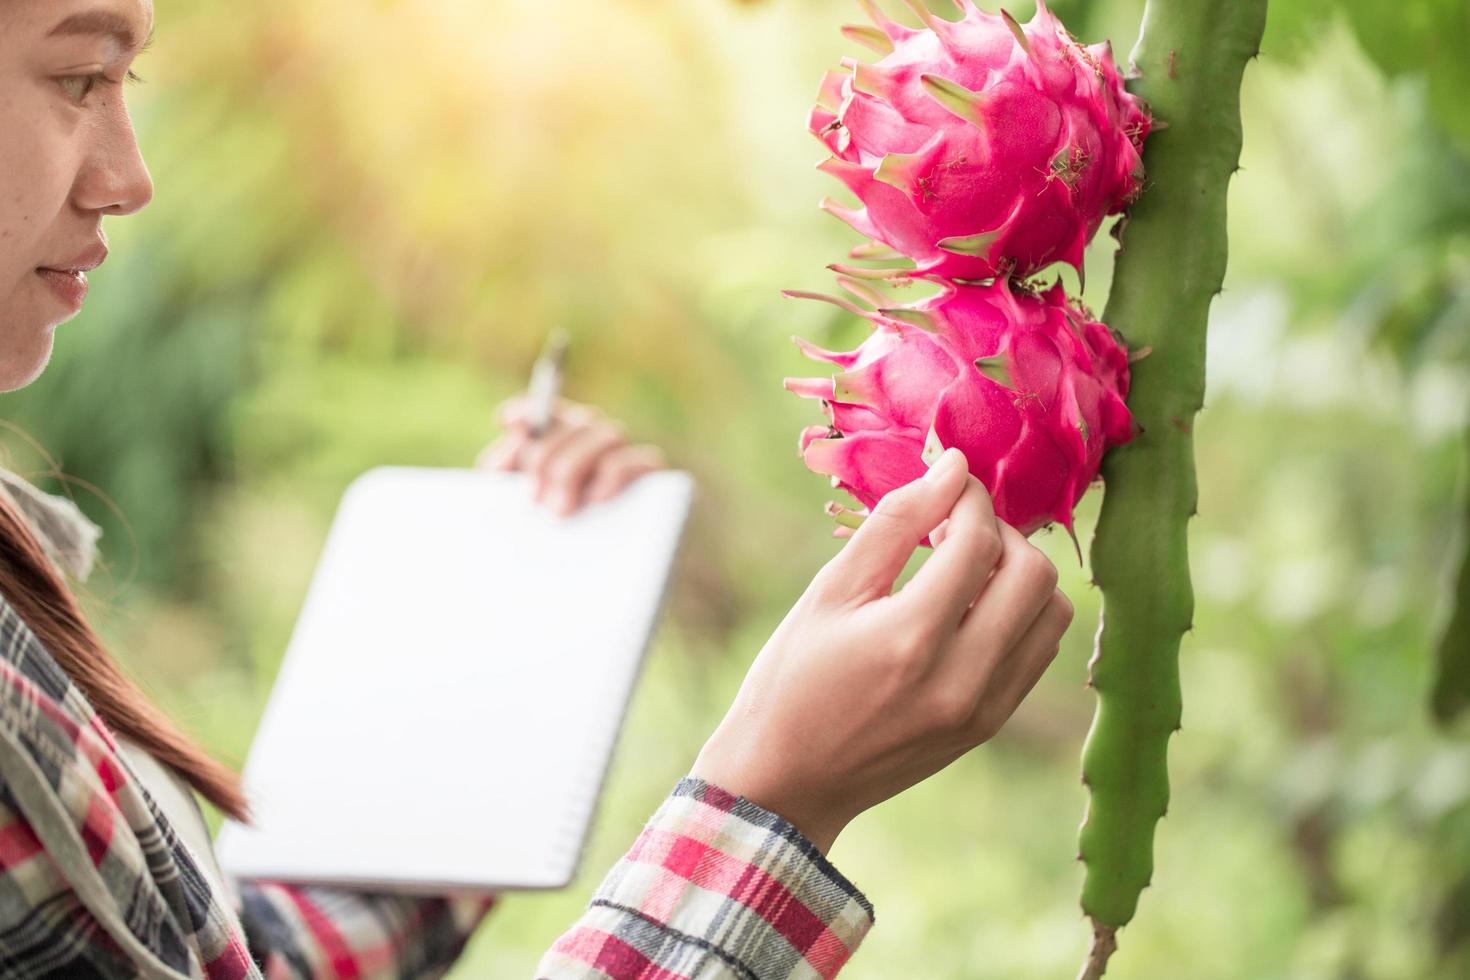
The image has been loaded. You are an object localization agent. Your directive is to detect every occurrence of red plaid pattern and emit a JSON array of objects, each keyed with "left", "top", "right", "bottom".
[{"left": 540, "top": 780, "right": 874, "bottom": 979}]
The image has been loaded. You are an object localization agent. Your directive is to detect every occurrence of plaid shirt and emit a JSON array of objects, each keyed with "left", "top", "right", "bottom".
[
  {"left": 537, "top": 780, "right": 873, "bottom": 980},
  {"left": 0, "top": 594, "right": 873, "bottom": 979}
]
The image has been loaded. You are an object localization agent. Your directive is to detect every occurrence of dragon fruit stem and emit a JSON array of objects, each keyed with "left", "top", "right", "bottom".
[
  {"left": 1431, "top": 440, "right": 1470, "bottom": 725},
  {"left": 1077, "top": 0, "right": 1267, "bottom": 975}
]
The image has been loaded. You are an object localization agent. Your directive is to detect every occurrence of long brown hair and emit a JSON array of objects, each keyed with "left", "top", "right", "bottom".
[{"left": 0, "top": 491, "right": 249, "bottom": 820}]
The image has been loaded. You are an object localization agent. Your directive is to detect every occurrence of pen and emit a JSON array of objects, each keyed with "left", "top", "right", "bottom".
[{"left": 525, "top": 327, "right": 569, "bottom": 439}]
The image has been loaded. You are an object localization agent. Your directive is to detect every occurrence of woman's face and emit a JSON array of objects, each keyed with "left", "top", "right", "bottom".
[{"left": 0, "top": 0, "right": 154, "bottom": 392}]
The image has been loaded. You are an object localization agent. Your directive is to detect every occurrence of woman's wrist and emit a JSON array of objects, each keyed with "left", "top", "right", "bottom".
[{"left": 689, "top": 732, "right": 848, "bottom": 854}]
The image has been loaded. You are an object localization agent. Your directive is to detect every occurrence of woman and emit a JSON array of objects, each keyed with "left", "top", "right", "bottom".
[{"left": 0, "top": 0, "right": 1076, "bottom": 977}]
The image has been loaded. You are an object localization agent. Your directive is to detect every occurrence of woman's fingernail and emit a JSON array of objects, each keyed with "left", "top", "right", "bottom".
[
  {"left": 923, "top": 447, "right": 963, "bottom": 482},
  {"left": 930, "top": 518, "right": 951, "bottom": 546}
]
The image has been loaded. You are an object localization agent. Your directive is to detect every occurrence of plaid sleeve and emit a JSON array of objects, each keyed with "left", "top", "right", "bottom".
[
  {"left": 234, "top": 883, "right": 493, "bottom": 979},
  {"left": 538, "top": 778, "right": 874, "bottom": 980}
]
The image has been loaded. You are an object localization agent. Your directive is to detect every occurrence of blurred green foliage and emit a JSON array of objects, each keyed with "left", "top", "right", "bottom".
[
  {"left": 3, "top": 0, "right": 1470, "bottom": 976},
  {"left": 1266, "top": 0, "right": 1470, "bottom": 152}
]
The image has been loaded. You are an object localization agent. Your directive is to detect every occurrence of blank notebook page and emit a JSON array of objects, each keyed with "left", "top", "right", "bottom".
[{"left": 216, "top": 466, "right": 693, "bottom": 892}]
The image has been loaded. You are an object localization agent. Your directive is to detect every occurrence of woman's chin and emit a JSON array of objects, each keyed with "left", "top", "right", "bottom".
[{"left": 0, "top": 319, "right": 58, "bottom": 393}]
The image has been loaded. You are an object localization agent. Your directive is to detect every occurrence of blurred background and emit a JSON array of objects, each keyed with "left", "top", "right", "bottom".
[{"left": 4, "top": 0, "right": 1469, "bottom": 975}]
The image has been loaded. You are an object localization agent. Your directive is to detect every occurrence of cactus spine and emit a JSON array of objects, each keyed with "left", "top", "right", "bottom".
[
  {"left": 1077, "top": 1, "right": 1267, "bottom": 976},
  {"left": 1432, "top": 448, "right": 1470, "bottom": 724}
]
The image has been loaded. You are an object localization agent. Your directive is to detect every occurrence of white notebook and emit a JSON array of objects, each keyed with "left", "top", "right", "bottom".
[{"left": 216, "top": 465, "right": 693, "bottom": 893}]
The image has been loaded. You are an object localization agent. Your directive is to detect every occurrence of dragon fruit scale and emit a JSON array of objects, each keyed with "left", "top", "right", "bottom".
[
  {"left": 810, "top": 0, "right": 1150, "bottom": 281},
  {"left": 785, "top": 277, "right": 1135, "bottom": 537}
]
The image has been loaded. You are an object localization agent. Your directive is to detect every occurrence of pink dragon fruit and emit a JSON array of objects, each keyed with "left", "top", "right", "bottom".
[
  {"left": 785, "top": 276, "right": 1135, "bottom": 537},
  {"left": 810, "top": 0, "right": 1150, "bottom": 281}
]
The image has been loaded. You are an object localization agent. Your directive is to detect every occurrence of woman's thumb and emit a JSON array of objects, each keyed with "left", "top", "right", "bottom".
[{"left": 823, "top": 448, "right": 969, "bottom": 603}]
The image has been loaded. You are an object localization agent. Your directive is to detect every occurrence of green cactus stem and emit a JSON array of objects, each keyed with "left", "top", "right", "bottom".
[
  {"left": 1077, "top": 1, "right": 1267, "bottom": 977},
  {"left": 1431, "top": 440, "right": 1470, "bottom": 725}
]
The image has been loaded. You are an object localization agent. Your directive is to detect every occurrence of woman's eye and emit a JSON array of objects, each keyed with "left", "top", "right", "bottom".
[{"left": 57, "top": 75, "right": 100, "bottom": 104}]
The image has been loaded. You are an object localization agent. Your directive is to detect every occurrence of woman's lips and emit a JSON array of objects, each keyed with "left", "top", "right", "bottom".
[
  {"left": 35, "top": 241, "right": 106, "bottom": 318},
  {"left": 36, "top": 267, "right": 89, "bottom": 315}
]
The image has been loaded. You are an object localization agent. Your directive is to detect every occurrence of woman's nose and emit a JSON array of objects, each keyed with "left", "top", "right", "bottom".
[{"left": 72, "top": 107, "right": 155, "bottom": 217}]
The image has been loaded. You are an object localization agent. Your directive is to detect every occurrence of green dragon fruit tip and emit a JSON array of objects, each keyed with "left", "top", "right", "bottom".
[
  {"left": 825, "top": 262, "right": 912, "bottom": 280},
  {"left": 900, "top": 0, "right": 952, "bottom": 39},
  {"left": 842, "top": 23, "right": 895, "bottom": 55},
  {"left": 936, "top": 230, "right": 1001, "bottom": 258},
  {"left": 835, "top": 275, "right": 887, "bottom": 308},
  {"left": 874, "top": 151, "right": 927, "bottom": 193},
  {"left": 825, "top": 500, "right": 868, "bottom": 530},
  {"left": 856, "top": 0, "right": 905, "bottom": 38},
  {"left": 919, "top": 74, "right": 989, "bottom": 127},
  {"left": 780, "top": 289, "right": 871, "bottom": 320},
  {"left": 973, "top": 354, "right": 1013, "bottom": 389},
  {"left": 876, "top": 307, "right": 939, "bottom": 331},
  {"left": 999, "top": 9, "right": 1033, "bottom": 58}
]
